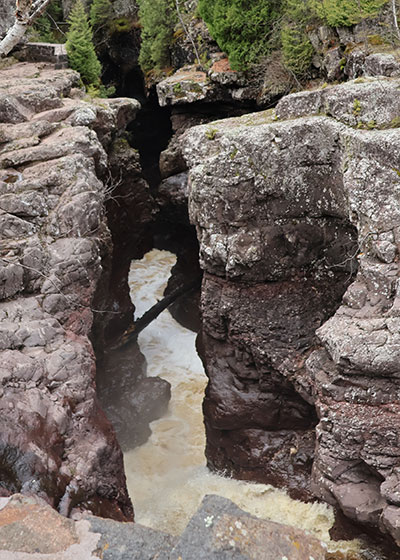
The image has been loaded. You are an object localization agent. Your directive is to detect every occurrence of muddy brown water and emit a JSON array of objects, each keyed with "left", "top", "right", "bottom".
[{"left": 123, "top": 249, "right": 386, "bottom": 559}]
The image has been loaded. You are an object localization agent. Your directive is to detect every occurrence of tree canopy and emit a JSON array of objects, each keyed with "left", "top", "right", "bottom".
[{"left": 137, "top": 0, "right": 177, "bottom": 71}]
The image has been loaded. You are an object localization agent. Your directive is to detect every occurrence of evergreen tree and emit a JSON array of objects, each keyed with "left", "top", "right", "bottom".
[
  {"left": 281, "top": 0, "right": 313, "bottom": 76},
  {"left": 198, "top": 0, "right": 281, "bottom": 70},
  {"left": 90, "top": 0, "right": 113, "bottom": 41},
  {"left": 312, "top": 0, "right": 387, "bottom": 26},
  {"left": 138, "top": 0, "right": 177, "bottom": 71},
  {"left": 31, "top": 0, "right": 65, "bottom": 43},
  {"left": 66, "top": 0, "right": 101, "bottom": 85}
]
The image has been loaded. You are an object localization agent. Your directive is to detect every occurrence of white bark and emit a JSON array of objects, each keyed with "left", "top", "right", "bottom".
[
  {"left": 392, "top": 0, "right": 400, "bottom": 41},
  {"left": 0, "top": 0, "right": 53, "bottom": 58},
  {"left": 0, "top": 20, "right": 29, "bottom": 57}
]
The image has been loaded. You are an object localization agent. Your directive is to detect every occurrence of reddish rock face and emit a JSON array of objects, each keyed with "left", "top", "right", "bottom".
[
  {"left": 199, "top": 271, "right": 354, "bottom": 498},
  {"left": 0, "top": 63, "right": 151, "bottom": 521},
  {"left": 183, "top": 77, "right": 400, "bottom": 544}
]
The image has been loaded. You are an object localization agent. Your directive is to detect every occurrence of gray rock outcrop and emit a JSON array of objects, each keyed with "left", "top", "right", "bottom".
[{"left": 182, "top": 76, "right": 400, "bottom": 544}]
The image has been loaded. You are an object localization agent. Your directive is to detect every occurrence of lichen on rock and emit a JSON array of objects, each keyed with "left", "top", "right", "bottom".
[
  {"left": 182, "top": 75, "right": 400, "bottom": 544},
  {"left": 0, "top": 61, "right": 149, "bottom": 521}
]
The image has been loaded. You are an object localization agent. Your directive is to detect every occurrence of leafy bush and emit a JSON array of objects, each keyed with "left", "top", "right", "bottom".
[
  {"left": 198, "top": 0, "right": 281, "bottom": 70},
  {"left": 312, "top": 0, "right": 387, "bottom": 27},
  {"left": 138, "top": 0, "right": 177, "bottom": 71},
  {"left": 66, "top": 0, "right": 102, "bottom": 86}
]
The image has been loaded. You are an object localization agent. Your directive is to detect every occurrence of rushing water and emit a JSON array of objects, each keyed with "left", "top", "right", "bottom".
[{"left": 124, "top": 249, "right": 364, "bottom": 557}]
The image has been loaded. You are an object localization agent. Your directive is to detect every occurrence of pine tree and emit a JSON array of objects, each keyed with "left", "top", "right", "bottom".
[
  {"left": 281, "top": 0, "right": 313, "bottom": 76},
  {"left": 198, "top": 0, "right": 280, "bottom": 70},
  {"left": 66, "top": 0, "right": 101, "bottom": 86},
  {"left": 138, "top": 0, "right": 177, "bottom": 71},
  {"left": 90, "top": 0, "right": 112, "bottom": 41}
]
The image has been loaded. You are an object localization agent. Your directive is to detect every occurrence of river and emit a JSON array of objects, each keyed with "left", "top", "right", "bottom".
[{"left": 123, "top": 248, "right": 368, "bottom": 558}]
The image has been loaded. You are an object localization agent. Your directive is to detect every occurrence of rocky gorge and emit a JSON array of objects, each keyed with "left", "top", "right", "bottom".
[
  {"left": 2, "top": 4, "right": 400, "bottom": 556},
  {"left": 180, "top": 74, "right": 400, "bottom": 546},
  {"left": 0, "top": 60, "right": 161, "bottom": 520}
]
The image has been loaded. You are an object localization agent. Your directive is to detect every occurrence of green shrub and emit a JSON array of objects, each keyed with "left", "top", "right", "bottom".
[
  {"left": 198, "top": 0, "right": 281, "bottom": 70},
  {"left": 281, "top": 25, "right": 313, "bottom": 75},
  {"left": 138, "top": 0, "right": 177, "bottom": 71},
  {"left": 66, "top": 0, "right": 102, "bottom": 86},
  {"left": 281, "top": 0, "right": 314, "bottom": 76},
  {"left": 312, "top": 0, "right": 387, "bottom": 27},
  {"left": 90, "top": 0, "right": 113, "bottom": 28}
]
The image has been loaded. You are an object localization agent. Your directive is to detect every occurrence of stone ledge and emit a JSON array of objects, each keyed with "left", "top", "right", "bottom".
[{"left": 14, "top": 42, "right": 68, "bottom": 69}]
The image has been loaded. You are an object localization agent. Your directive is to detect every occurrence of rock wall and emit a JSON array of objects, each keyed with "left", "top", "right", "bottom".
[
  {"left": 0, "top": 62, "right": 153, "bottom": 520},
  {"left": 182, "top": 77, "right": 400, "bottom": 542},
  {"left": 0, "top": 2, "right": 14, "bottom": 38}
]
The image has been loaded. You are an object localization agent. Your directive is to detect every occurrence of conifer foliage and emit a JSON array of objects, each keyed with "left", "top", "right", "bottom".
[
  {"left": 281, "top": 0, "right": 314, "bottom": 76},
  {"left": 198, "top": 0, "right": 280, "bottom": 70},
  {"left": 90, "top": 0, "right": 113, "bottom": 42},
  {"left": 66, "top": 0, "right": 101, "bottom": 86},
  {"left": 137, "top": 0, "right": 177, "bottom": 71}
]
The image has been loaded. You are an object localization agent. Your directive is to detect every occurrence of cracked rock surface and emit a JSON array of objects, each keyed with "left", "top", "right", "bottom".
[
  {"left": 0, "top": 62, "right": 145, "bottom": 520},
  {"left": 182, "top": 76, "right": 400, "bottom": 543}
]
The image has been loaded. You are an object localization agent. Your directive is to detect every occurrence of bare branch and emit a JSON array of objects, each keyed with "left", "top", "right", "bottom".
[
  {"left": 175, "top": 0, "right": 201, "bottom": 66},
  {"left": 392, "top": 0, "right": 400, "bottom": 41}
]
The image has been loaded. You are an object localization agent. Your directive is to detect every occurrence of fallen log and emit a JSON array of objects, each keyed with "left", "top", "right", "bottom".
[{"left": 110, "top": 274, "right": 202, "bottom": 350}]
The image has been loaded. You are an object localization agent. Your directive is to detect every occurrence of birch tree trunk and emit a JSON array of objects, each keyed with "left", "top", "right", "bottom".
[
  {"left": 0, "top": 0, "right": 53, "bottom": 58},
  {"left": 392, "top": 0, "right": 400, "bottom": 41}
]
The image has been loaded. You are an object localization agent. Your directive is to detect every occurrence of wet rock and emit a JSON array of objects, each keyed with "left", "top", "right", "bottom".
[
  {"left": 0, "top": 493, "right": 328, "bottom": 560},
  {"left": 182, "top": 77, "right": 400, "bottom": 543},
  {"left": 88, "top": 515, "right": 176, "bottom": 560},
  {"left": 156, "top": 172, "right": 202, "bottom": 333},
  {"left": 97, "top": 349, "right": 172, "bottom": 451},
  {"left": 0, "top": 494, "right": 100, "bottom": 559},
  {"left": 170, "top": 495, "right": 326, "bottom": 559}
]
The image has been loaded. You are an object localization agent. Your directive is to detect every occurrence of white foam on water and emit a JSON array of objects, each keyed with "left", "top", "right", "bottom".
[{"left": 123, "top": 249, "right": 361, "bottom": 556}]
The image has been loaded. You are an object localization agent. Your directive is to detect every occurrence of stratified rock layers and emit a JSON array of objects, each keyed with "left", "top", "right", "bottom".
[
  {"left": 183, "top": 77, "right": 400, "bottom": 542},
  {"left": 0, "top": 63, "right": 150, "bottom": 520}
]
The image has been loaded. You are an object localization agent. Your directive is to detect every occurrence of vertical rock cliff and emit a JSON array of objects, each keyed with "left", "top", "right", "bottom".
[
  {"left": 182, "top": 77, "right": 400, "bottom": 543},
  {"left": 0, "top": 61, "right": 153, "bottom": 519}
]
